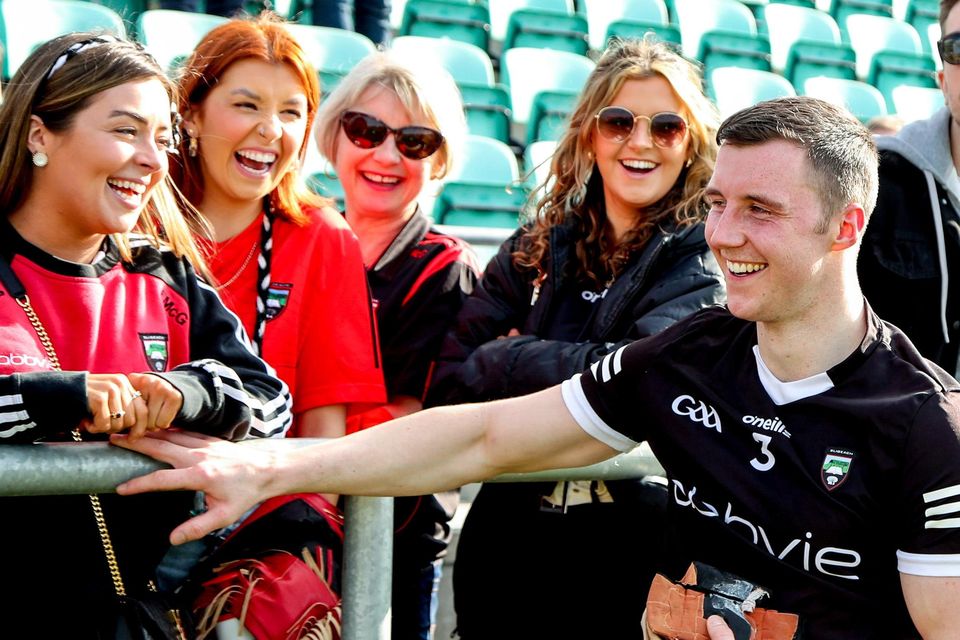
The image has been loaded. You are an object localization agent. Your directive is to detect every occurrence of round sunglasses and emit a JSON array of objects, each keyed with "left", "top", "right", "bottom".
[
  {"left": 594, "top": 106, "right": 688, "bottom": 148},
  {"left": 340, "top": 111, "right": 444, "bottom": 160}
]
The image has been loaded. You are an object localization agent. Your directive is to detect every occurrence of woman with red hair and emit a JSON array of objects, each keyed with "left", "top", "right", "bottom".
[{"left": 172, "top": 13, "right": 385, "bottom": 442}]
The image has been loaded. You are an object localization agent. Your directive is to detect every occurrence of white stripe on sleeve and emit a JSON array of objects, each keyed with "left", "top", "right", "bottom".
[{"left": 560, "top": 374, "right": 638, "bottom": 453}]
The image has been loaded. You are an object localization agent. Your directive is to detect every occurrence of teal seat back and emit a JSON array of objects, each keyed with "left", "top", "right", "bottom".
[
  {"left": 582, "top": 0, "right": 668, "bottom": 50},
  {"left": 802, "top": 75, "right": 887, "bottom": 122},
  {"left": 2, "top": 0, "right": 126, "bottom": 80},
  {"left": 137, "top": 9, "right": 227, "bottom": 76}
]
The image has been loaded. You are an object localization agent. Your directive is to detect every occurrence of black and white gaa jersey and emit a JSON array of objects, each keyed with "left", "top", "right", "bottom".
[{"left": 561, "top": 305, "right": 960, "bottom": 639}]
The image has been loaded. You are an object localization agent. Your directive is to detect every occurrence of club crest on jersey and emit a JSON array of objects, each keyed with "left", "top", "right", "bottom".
[
  {"left": 139, "top": 333, "right": 168, "bottom": 372},
  {"left": 265, "top": 283, "right": 293, "bottom": 320},
  {"left": 821, "top": 448, "right": 854, "bottom": 491}
]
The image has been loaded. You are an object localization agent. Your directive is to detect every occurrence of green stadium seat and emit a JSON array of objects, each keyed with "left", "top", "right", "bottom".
[
  {"left": 91, "top": 0, "right": 146, "bottom": 33},
  {"left": 699, "top": 30, "right": 772, "bottom": 85},
  {"left": 432, "top": 182, "right": 529, "bottom": 227},
  {"left": 434, "top": 132, "right": 526, "bottom": 227},
  {"left": 844, "top": 13, "right": 923, "bottom": 78},
  {"left": 763, "top": 3, "right": 843, "bottom": 72},
  {"left": 901, "top": 0, "right": 939, "bottom": 54},
  {"left": 1, "top": 0, "right": 127, "bottom": 80},
  {"left": 770, "top": 0, "right": 816, "bottom": 7},
  {"left": 867, "top": 49, "right": 937, "bottom": 112},
  {"left": 400, "top": 0, "right": 491, "bottom": 51},
  {"left": 710, "top": 66, "right": 797, "bottom": 118},
  {"left": 503, "top": 8, "right": 589, "bottom": 55},
  {"left": 488, "top": 0, "right": 574, "bottom": 44},
  {"left": 136, "top": 9, "right": 227, "bottom": 76},
  {"left": 527, "top": 89, "right": 578, "bottom": 144},
  {"left": 458, "top": 83, "right": 513, "bottom": 143},
  {"left": 831, "top": 0, "right": 893, "bottom": 39},
  {"left": 582, "top": 0, "right": 669, "bottom": 51},
  {"left": 285, "top": 24, "right": 377, "bottom": 96},
  {"left": 603, "top": 21, "right": 682, "bottom": 51},
  {"left": 673, "top": 0, "right": 757, "bottom": 60},
  {"left": 890, "top": 84, "right": 943, "bottom": 121},
  {"left": 784, "top": 40, "right": 858, "bottom": 89},
  {"left": 523, "top": 138, "right": 557, "bottom": 201},
  {"left": 449, "top": 134, "right": 521, "bottom": 184},
  {"left": 391, "top": 35, "right": 495, "bottom": 87},
  {"left": 500, "top": 47, "right": 594, "bottom": 126},
  {"left": 802, "top": 75, "right": 887, "bottom": 122}
]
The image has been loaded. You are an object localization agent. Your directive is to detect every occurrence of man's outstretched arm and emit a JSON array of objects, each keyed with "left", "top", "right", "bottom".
[{"left": 112, "top": 385, "right": 618, "bottom": 544}]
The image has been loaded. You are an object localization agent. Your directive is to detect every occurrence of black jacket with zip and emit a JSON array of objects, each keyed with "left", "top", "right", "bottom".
[{"left": 426, "top": 219, "right": 726, "bottom": 406}]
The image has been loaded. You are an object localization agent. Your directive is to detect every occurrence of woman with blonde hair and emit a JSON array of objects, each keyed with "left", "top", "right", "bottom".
[
  {"left": 0, "top": 32, "right": 291, "bottom": 632},
  {"left": 426, "top": 38, "right": 727, "bottom": 638},
  {"left": 313, "top": 50, "right": 478, "bottom": 639}
]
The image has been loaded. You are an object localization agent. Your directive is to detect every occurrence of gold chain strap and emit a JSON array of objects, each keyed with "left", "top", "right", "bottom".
[{"left": 16, "top": 295, "right": 127, "bottom": 597}]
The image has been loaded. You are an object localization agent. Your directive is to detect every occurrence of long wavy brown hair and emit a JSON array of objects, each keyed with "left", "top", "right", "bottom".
[{"left": 515, "top": 38, "right": 720, "bottom": 286}]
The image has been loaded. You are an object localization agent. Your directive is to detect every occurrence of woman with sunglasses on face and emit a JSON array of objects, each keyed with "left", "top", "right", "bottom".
[
  {"left": 425, "top": 38, "right": 726, "bottom": 639},
  {"left": 313, "top": 51, "right": 479, "bottom": 640},
  {"left": 173, "top": 15, "right": 385, "bottom": 446},
  {"left": 0, "top": 33, "right": 291, "bottom": 632}
]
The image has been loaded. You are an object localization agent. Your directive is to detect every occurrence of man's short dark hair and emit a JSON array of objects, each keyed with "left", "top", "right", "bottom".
[
  {"left": 942, "top": 0, "right": 960, "bottom": 31},
  {"left": 716, "top": 96, "right": 878, "bottom": 232}
]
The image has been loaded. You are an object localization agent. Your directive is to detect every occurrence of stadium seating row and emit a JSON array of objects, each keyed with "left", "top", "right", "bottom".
[{"left": 0, "top": 0, "right": 945, "bottom": 230}]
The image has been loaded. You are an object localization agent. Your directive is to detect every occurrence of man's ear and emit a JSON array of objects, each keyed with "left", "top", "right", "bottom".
[
  {"left": 26, "top": 115, "right": 52, "bottom": 155},
  {"left": 830, "top": 203, "right": 866, "bottom": 252}
]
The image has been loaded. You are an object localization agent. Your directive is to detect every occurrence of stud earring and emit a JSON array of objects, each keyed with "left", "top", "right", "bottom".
[
  {"left": 32, "top": 151, "right": 48, "bottom": 168},
  {"left": 685, "top": 157, "right": 693, "bottom": 168},
  {"left": 188, "top": 135, "right": 198, "bottom": 158}
]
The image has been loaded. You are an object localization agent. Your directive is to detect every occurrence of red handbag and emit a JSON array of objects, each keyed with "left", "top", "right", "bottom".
[{"left": 189, "top": 493, "right": 343, "bottom": 640}]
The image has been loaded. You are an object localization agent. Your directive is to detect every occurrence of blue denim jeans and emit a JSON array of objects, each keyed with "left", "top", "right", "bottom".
[{"left": 311, "top": 0, "right": 392, "bottom": 46}]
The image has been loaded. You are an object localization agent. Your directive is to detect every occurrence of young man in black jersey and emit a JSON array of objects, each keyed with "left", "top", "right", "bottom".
[{"left": 115, "top": 96, "right": 960, "bottom": 639}]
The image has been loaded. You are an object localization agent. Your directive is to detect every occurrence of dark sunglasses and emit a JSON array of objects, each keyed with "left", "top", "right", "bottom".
[
  {"left": 594, "top": 106, "right": 688, "bottom": 148},
  {"left": 340, "top": 110, "right": 444, "bottom": 160},
  {"left": 939, "top": 33, "right": 960, "bottom": 65}
]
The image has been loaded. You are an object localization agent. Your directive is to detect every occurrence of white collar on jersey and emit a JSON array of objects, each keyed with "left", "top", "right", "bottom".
[{"left": 752, "top": 345, "right": 835, "bottom": 406}]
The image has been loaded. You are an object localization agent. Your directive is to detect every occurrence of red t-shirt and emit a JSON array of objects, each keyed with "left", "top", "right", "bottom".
[{"left": 203, "top": 207, "right": 385, "bottom": 426}]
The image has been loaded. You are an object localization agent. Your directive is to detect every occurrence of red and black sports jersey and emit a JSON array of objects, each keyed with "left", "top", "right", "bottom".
[
  {"left": 0, "top": 221, "right": 293, "bottom": 628},
  {"left": 205, "top": 207, "right": 385, "bottom": 423},
  {"left": 563, "top": 305, "right": 960, "bottom": 639},
  {"left": 0, "top": 221, "right": 292, "bottom": 442},
  {"left": 365, "top": 210, "right": 479, "bottom": 401}
]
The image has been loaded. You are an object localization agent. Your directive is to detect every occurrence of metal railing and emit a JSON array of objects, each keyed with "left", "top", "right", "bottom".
[{"left": 0, "top": 439, "right": 663, "bottom": 640}]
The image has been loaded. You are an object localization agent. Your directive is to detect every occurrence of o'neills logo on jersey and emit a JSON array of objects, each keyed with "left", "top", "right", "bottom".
[
  {"left": 671, "top": 394, "right": 722, "bottom": 433},
  {"left": 822, "top": 448, "right": 855, "bottom": 491},
  {"left": 139, "top": 333, "right": 169, "bottom": 372},
  {"left": 742, "top": 414, "right": 792, "bottom": 438},
  {"left": 0, "top": 353, "right": 52, "bottom": 369},
  {"left": 265, "top": 283, "right": 292, "bottom": 320}
]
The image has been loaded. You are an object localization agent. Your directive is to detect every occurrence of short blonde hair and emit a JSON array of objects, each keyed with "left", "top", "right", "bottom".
[{"left": 314, "top": 50, "right": 467, "bottom": 181}]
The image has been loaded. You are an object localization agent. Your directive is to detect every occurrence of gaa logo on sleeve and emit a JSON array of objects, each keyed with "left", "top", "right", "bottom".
[{"left": 821, "top": 448, "right": 855, "bottom": 491}]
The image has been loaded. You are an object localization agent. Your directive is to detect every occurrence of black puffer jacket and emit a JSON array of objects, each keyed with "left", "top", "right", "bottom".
[{"left": 426, "top": 219, "right": 726, "bottom": 405}]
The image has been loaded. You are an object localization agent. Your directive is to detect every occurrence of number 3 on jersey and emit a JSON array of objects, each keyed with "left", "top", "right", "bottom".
[{"left": 750, "top": 433, "right": 776, "bottom": 471}]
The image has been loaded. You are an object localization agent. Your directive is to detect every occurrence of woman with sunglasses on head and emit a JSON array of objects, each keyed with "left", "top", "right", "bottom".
[
  {"left": 173, "top": 14, "right": 385, "bottom": 446},
  {"left": 313, "top": 51, "right": 479, "bottom": 640},
  {"left": 0, "top": 32, "right": 291, "bottom": 632},
  {"left": 425, "top": 38, "right": 726, "bottom": 639}
]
